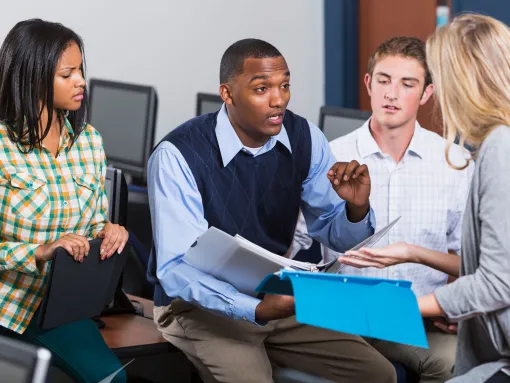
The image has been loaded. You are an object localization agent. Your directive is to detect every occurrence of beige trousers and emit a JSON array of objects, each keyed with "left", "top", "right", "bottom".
[
  {"left": 154, "top": 299, "right": 397, "bottom": 383},
  {"left": 365, "top": 320, "right": 457, "bottom": 383}
]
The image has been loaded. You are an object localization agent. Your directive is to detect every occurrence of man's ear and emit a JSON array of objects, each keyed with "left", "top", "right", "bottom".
[
  {"left": 419, "top": 83, "right": 435, "bottom": 106},
  {"left": 364, "top": 73, "right": 372, "bottom": 97},
  {"left": 219, "top": 84, "right": 233, "bottom": 105}
]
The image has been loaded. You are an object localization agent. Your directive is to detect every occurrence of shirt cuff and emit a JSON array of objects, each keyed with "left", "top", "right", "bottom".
[
  {"left": 230, "top": 291, "right": 261, "bottom": 325},
  {"left": 24, "top": 244, "right": 40, "bottom": 274},
  {"left": 89, "top": 222, "right": 107, "bottom": 239},
  {"left": 346, "top": 205, "right": 375, "bottom": 227},
  {"left": 334, "top": 206, "right": 376, "bottom": 241}
]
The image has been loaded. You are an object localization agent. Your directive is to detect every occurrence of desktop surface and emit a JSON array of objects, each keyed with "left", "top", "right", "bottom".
[{"left": 100, "top": 295, "right": 176, "bottom": 359}]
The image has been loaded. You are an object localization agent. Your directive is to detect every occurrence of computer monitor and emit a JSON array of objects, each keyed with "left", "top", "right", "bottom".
[
  {"left": 104, "top": 167, "right": 128, "bottom": 226},
  {"left": 319, "top": 106, "right": 372, "bottom": 142},
  {"left": 88, "top": 79, "right": 158, "bottom": 184},
  {"left": 0, "top": 336, "right": 51, "bottom": 383},
  {"left": 196, "top": 92, "right": 223, "bottom": 116}
]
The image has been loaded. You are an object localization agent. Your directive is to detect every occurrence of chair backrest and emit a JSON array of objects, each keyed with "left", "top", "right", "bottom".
[
  {"left": 105, "top": 167, "right": 128, "bottom": 226},
  {"left": 319, "top": 106, "right": 372, "bottom": 142},
  {"left": 196, "top": 92, "right": 223, "bottom": 116},
  {"left": 102, "top": 167, "right": 137, "bottom": 312},
  {"left": 0, "top": 335, "right": 51, "bottom": 383}
]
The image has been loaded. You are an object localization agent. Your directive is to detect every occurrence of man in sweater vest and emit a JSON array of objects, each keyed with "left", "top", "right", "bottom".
[{"left": 147, "top": 38, "right": 396, "bottom": 383}]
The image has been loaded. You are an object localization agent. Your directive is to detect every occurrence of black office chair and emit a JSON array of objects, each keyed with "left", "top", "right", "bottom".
[
  {"left": 319, "top": 106, "right": 372, "bottom": 142},
  {"left": 196, "top": 92, "right": 223, "bottom": 116},
  {"left": 102, "top": 167, "right": 141, "bottom": 315},
  {"left": 275, "top": 369, "right": 334, "bottom": 383},
  {"left": 0, "top": 335, "right": 51, "bottom": 383},
  {"left": 124, "top": 184, "right": 154, "bottom": 299},
  {"left": 105, "top": 167, "right": 128, "bottom": 225}
]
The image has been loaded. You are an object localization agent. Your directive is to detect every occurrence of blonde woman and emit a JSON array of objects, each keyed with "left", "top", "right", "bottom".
[{"left": 342, "top": 14, "right": 510, "bottom": 382}]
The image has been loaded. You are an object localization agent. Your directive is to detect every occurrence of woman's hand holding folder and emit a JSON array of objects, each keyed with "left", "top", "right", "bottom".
[{"left": 35, "top": 234, "right": 90, "bottom": 263}]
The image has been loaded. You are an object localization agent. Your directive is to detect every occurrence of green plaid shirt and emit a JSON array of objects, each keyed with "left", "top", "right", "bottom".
[{"left": 0, "top": 118, "right": 108, "bottom": 333}]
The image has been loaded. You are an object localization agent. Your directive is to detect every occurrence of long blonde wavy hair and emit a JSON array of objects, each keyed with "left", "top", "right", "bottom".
[{"left": 426, "top": 14, "right": 510, "bottom": 169}]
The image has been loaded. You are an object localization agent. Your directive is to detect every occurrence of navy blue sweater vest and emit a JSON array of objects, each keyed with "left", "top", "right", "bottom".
[{"left": 149, "top": 110, "right": 312, "bottom": 306}]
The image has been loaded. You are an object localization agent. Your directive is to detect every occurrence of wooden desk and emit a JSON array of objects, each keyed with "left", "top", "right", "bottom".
[
  {"left": 100, "top": 295, "right": 178, "bottom": 359},
  {"left": 101, "top": 295, "right": 203, "bottom": 382}
]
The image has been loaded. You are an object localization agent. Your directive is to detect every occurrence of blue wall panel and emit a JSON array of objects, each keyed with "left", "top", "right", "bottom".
[
  {"left": 324, "top": 0, "right": 359, "bottom": 108},
  {"left": 452, "top": 0, "right": 510, "bottom": 25}
]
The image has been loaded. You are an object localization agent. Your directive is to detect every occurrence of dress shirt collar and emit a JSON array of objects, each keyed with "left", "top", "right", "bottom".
[
  {"left": 215, "top": 103, "right": 292, "bottom": 167},
  {"left": 357, "top": 118, "right": 427, "bottom": 160}
]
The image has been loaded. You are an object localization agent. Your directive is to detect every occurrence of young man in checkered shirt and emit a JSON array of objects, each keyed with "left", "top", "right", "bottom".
[{"left": 293, "top": 37, "right": 474, "bottom": 382}]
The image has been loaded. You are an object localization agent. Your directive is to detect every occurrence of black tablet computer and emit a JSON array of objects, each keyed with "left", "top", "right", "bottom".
[{"left": 38, "top": 238, "right": 129, "bottom": 330}]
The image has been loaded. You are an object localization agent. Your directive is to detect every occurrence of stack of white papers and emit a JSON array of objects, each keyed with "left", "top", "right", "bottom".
[{"left": 183, "top": 217, "right": 400, "bottom": 296}]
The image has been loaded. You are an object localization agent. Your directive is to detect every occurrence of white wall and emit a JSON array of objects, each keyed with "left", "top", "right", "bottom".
[{"left": 1, "top": 0, "right": 324, "bottom": 143}]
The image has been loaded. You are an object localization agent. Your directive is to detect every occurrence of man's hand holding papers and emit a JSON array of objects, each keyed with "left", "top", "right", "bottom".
[{"left": 255, "top": 294, "right": 295, "bottom": 322}]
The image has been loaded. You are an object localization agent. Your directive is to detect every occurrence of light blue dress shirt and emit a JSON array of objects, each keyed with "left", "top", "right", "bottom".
[{"left": 148, "top": 105, "right": 375, "bottom": 324}]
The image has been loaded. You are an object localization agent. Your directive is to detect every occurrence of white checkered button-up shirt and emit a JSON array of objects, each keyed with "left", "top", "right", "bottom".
[{"left": 295, "top": 120, "right": 474, "bottom": 297}]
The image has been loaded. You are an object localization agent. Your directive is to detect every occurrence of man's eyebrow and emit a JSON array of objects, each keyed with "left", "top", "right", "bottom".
[
  {"left": 375, "top": 72, "right": 420, "bottom": 83},
  {"left": 249, "top": 74, "right": 270, "bottom": 83},
  {"left": 248, "top": 71, "right": 290, "bottom": 83}
]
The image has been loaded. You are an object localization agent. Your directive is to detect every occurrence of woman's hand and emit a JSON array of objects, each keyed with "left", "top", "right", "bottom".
[
  {"left": 35, "top": 234, "right": 90, "bottom": 262},
  {"left": 430, "top": 316, "right": 458, "bottom": 334},
  {"left": 339, "top": 242, "right": 416, "bottom": 269},
  {"left": 97, "top": 223, "right": 129, "bottom": 260}
]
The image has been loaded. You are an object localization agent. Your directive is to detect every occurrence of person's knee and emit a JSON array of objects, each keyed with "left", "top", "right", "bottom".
[
  {"left": 421, "top": 354, "right": 454, "bottom": 382},
  {"left": 359, "top": 354, "right": 397, "bottom": 383},
  {"left": 377, "top": 357, "right": 398, "bottom": 383}
]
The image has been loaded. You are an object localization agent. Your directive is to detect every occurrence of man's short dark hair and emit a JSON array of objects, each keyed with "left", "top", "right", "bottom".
[{"left": 220, "top": 38, "right": 282, "bottom": 84}]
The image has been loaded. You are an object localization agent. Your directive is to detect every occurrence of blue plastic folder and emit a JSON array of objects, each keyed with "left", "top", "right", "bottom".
[{"left": 256, "top": 270, "right": 428, "bottom": 348}]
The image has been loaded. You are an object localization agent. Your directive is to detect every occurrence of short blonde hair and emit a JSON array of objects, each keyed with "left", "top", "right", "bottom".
[{"left": 427, "top": 14, "right": 510, "bottom": 169}]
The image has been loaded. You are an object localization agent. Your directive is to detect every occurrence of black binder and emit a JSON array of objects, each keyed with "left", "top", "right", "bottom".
[{"left": 38, "top": 239, "right": 130, "bottom": 329}]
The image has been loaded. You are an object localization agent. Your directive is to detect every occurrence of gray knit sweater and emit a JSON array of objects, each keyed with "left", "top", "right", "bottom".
[{"left": 435, "top": 125, "right": 510, "bottom": 382}]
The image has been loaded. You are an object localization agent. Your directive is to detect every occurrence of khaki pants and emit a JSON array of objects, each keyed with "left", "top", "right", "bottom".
[
  {"left": 365, "top": 320, "right": 457, "bottom": 383},
  {"left": 154, "top": 300, "right": 396, "bottom": 383}
]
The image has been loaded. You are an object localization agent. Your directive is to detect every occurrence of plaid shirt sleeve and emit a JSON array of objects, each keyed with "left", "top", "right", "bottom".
[{"left": 0, "top": 242, "right": 40, "bottom": 274}]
